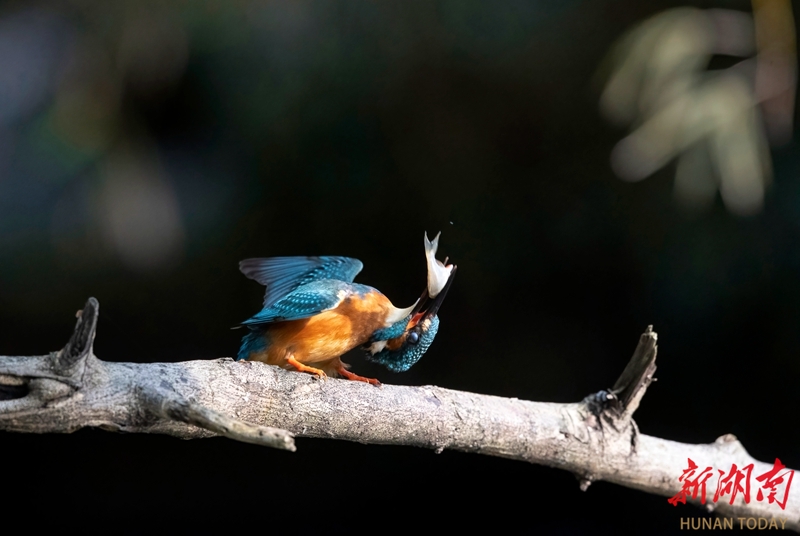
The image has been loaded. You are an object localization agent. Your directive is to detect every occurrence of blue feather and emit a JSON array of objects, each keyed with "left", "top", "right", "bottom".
[
  {"left": 239, "top": 256, "right": 363, "bottom": 307},
  {"left": 238, "top": 329, "right": 268, "bottom": 361},
  {"left": 241, "top": 280, "right": 349, "bottom": 326},
  {"left": 370, "top": 316, "right": 412, "bottom": 341},
  {"left": 367, "top": 316, "right": 440, "bottom": 372}
]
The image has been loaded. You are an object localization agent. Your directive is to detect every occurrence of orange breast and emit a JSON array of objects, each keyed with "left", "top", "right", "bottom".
[{"left": 251, "top": 290, "right": 392, "bottom": 367}]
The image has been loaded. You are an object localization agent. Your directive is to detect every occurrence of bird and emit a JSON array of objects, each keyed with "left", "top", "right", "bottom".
[{"left": 236, "top": 233, "right": 456, "bottom": 386}]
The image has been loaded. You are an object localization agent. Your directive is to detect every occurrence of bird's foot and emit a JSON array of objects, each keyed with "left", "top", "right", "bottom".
[
  {"left": 336, "top": 365, "right": 381, "bottom": 387},
  {"left": 287, "top": 356, "right": 328, "bottom": 381}
]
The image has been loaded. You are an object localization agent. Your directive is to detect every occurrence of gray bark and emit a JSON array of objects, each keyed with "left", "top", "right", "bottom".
[{"left": 1, "top": 298, "right": 796, "bottom": 530}]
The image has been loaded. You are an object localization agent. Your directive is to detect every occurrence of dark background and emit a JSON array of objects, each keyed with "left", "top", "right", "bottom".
[{"left": 1, "top": 1, "right": 797, "bottom": 533}]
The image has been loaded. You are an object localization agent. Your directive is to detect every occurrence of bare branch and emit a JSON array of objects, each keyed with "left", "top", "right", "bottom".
[
  {"left": 0, "top": 299, "right": 796, "bottom": 529},
  {"left": 612, "top": 324, "right": 658, "bottom": 419},
  {"left": 57, "top": 297, "right": 98, "bottom": 374},
  {"left": 150, "top": 396, "right": 296, "bottom": 451}
]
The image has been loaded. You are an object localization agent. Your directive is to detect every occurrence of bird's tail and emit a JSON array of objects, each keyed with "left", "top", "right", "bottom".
[{"left": 237, "top": 328, "right": 267, "bottom": 361}]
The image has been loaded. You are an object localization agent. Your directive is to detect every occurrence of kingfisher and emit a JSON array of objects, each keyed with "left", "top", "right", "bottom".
[{"left": 236, "top": 232, "right": 456, "bottom": 385}]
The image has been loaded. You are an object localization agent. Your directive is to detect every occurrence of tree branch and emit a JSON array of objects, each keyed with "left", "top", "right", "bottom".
[{"left": 0, "top": 299, "right": 796, "bottom": 529}]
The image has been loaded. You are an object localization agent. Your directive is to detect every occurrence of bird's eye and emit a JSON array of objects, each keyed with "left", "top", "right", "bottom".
[{"left": 407, "top": 330, "right": 420, "bottom": 345}]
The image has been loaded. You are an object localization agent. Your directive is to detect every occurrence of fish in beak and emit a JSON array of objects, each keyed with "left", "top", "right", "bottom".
[
  {"left": 425, "top": 231, "right": 455, "bottom": 298},
  {"left": 411, "top": 231, "right": 457, "bottom": 326}
]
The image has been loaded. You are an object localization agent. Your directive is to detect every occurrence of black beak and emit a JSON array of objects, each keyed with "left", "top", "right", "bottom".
[{"left": 411, "top": 266, "right": 457, "bottom": 320}]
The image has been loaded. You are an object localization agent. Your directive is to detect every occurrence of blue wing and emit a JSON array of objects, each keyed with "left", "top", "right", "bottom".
[
  {"left": 239, "top": 256, "right": 363, "bottom": 308},
  {"left": 241, "top": 280, "right": 348, "bottom": 326}
]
